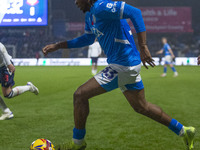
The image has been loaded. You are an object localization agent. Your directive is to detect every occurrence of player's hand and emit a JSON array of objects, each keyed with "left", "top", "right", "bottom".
[
  {"left": 198, "top": 56, "right": 200, "bottom": 65},
  {"left": 140, "top": 46, "right": 156, "bottom": 69},
  {"left": 137, "top": 31, "right": 155, "bottom": 69},
  {"left": 172, "top": 57, "right": 176, "bottom": 62},
  {"left": 42, "top": 43, "right": 59, "bottom": 56},
  {"left": 7, "top": 64, "right": 15, "bottom": 73}
]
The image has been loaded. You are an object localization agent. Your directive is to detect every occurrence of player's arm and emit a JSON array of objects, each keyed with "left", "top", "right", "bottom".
[
  {"left": 88, "top": 45, "right": 92, "bottom": 58},
  {"left": 98, "top": 45, "right": 102, "bottom": 57},
  {"left": 198, "top": 56, "right": 200, "bottom": 65},
  {"left": 137, "top": 32, "right": 155, "bottom": 69},
  {"left": 43, "top": 34, "right": 96, "bottom": 56},
  {"left": 168, "top": 48, "right": 175, "bottom": 58},
  {"left": 0, "top": 43, "right": 15, "bottom": 73},
  {"left": 67, "top": 33, "right": 96, "bottom": 49},
  {"left": 43, "top": 13, "right": 96, "bottom": 56},
  {"left": 156, "top": 49, "right": 164, "bottom": 55},
  {"left": 122, "top": 4, "right": 155, "bottom": 69}
]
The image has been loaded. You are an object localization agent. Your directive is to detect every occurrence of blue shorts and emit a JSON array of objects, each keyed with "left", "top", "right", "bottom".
[
  {"left": 94, "top": 64, "right": 144, "bottom": 92},
  {"left": 91, "top": 57, "right": 98, "bottom": 64},
  {"left": 0, "top": 65, "right": 15, "bottom": 88}
]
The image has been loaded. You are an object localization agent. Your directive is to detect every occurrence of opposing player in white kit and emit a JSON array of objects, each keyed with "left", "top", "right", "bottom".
[
  {"left": 156, "top": 37, "right": 178, "bottom": 77},
  {"left": 0, "top": 42, "right": 39, "bottom": 120},
  {"left": 88, "top": 40, "right": 102, "bottom": 75}
]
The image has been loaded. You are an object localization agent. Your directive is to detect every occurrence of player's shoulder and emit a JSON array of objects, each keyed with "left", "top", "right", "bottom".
[
  {"left": 166, "top": 43, "right": 170, "bottom": 46},
  {"left": 166, "top": 43, "right": 171, "bottom": 47},
  {"left": 94, "top": 41, "right": 100, "bottom": 46},
  {"left": 85, "top": 11, "right": 92, "bottom": 23},
  {"left": 92, "top": 0, "right": 122, "bottom": 15},
  {"left": 89, "top": 42, "right": 96, "bottom": 49},
  {"left": 85, "top": 12, "right": 90, "bottom": 19},
  {"left": 0, "top": 42, "right": 5, "bottom": 50},
  {"left": 164, "top": 43, "right": 169, "bottom": 47},
  {"left": 93, "top": 0, "right": 111, "bottom": 8},
  {"left": 92, "top": 0, "right": 108, "bottom": 13},
  {"left": 164, "top": 43, "right": 171, "bottom": 50}
]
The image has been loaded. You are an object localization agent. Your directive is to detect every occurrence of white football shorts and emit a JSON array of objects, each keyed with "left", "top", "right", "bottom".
[
  {"left": 165, "top": 55, "right": 173, "bottom": 64},
  {"left": 94, "top": 63, "right": 144, "bottom": 92}
]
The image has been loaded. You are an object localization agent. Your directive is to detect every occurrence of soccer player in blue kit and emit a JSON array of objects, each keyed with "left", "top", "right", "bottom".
[
  {"left": 43, "top": 0, "right": 195, "bottom": 149},
  {"left": 156, "top": 37, "right": 178, "bottom": 77}
]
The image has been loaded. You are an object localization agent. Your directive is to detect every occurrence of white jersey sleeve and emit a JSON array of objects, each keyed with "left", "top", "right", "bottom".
[
  {"left": 98, "top": 43, "right": 102, "bottom": 56},
  {"left": 0, "top": 43, "right": 12, "bottom": 67},
  {"left": 88, "top": 45, "right": 92, "bottom": 58}
]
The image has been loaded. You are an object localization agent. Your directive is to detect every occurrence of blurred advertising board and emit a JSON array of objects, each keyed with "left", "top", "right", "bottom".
[
  {"left": 12, "top": 57, "right": 198, "bottom": 66},
  {"left": 136, "top": 7, "right": 193, "bottom": 33}
]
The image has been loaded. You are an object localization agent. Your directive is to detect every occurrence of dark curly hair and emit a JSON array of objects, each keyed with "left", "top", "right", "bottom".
[{"left": 90, "top": 0, "right": 98, "bottom": 6}]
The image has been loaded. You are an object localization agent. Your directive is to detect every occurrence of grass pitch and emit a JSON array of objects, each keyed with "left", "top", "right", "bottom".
[{"left": 0, "top": 66, "right": 199, "bottom": 150}]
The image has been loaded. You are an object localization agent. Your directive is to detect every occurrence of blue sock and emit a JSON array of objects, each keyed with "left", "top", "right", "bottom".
[
  {"left": 73, "top": 128, "right": 86, "bottom": 140},
  {"left": 171, "top": 67, "right": 176, "bottom": 72},
  {"left": 164, "top": 67, "right": 167, "bottom": 73},
  {"left": 168, "top": 119, "right": 183, "bottom": 135}
]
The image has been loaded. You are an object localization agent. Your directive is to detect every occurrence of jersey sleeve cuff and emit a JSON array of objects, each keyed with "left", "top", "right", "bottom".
[{"left": 136, "top": 28, "right": 146, "bottom": 33}]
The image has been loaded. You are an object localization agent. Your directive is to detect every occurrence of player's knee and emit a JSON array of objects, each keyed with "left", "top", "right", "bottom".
[
  {"left": 73, "top": 88, "right": 88, "bottom": 102},
  {"left": 74, "top": 88, "right": 82, "bottom": 99},
  {"left": 4, "top": 90, "right": 14, "bottom": 99}
]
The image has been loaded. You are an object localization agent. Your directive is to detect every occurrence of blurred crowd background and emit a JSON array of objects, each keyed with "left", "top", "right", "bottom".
[{"left": 0, "top": 0, "right": 200, "bottom": 59}]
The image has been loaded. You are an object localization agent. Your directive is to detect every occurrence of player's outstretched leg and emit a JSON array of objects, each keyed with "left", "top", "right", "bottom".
[
  {"left": 0, "top": 95, "right": 13, "bottom": 120},
  {"left": 123, "top": 89, "right": 195, "bottom": 150},
  {"left": 55, "top": 78, "right": 106, "bottom": 150},
  {"left": 27, "top": 82, "right": 39, "bottom": 95},
  {"left": 169, "top": 64, "right": 178, "bottom": 77},
  {"left": 161, "top": 64, "right": 167, "bottom": 77},
  {"left": 2, "top": 82, "right": 39, "bottom": 98}
]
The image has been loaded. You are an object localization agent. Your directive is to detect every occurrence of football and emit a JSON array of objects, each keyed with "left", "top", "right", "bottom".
[{"left": 30, "top": 138, "right": 55, "bottom": 150}]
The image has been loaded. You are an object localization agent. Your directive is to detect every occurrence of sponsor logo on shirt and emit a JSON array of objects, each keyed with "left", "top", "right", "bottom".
[{"left": 91, "top": 27, "right": 104, "bottom": 37}]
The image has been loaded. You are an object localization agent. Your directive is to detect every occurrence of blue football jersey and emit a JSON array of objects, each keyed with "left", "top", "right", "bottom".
[
  {"left": 163, "top": 43, "right": 171, "bottom": 56},
  {"left": 84, "top": 0, "right": 145, "bottom": 66}
]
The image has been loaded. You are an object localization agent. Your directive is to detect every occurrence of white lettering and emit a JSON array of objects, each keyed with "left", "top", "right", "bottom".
[
  {"left": 106, "top": 3, "right": 113, "bottom": 9},
  {"left": 163, "top": 9, "right": 177, "bottom": 16},
  {"left": 142, "top": 9, "right": 156, "bottom": 16},
  {"left": 6, "top": 0, "right": 23, "bottom": 15}
]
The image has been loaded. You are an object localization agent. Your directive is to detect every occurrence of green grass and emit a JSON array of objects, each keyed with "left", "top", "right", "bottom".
[{"left": 0, "top": 66, "right": 199, "bottom": 150}]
